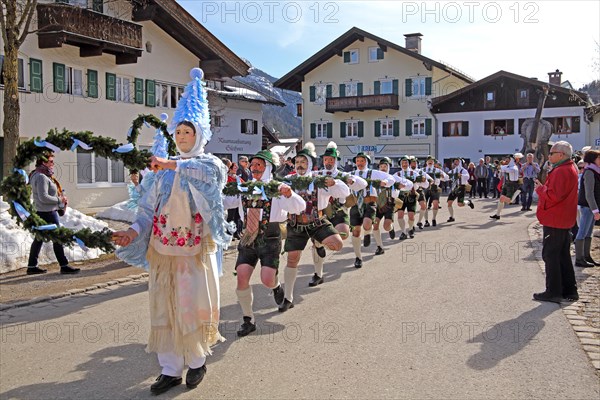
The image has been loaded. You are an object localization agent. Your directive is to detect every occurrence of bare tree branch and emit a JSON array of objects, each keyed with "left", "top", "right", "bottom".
[
  {"left": 0, "top": 1, "right": 9, "bottom": 46},
  {"left": 17, "top": 0, "right": 37, "bottom": 46}
]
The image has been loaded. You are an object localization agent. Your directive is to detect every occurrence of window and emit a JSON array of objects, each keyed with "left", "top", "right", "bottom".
[
  {"left": 442, "top": 121, "right": 469, "bottom": 137},
  {"left": 381, "top": 120, "right": 393, "bottom": 137},
  {"left": 405, "top": 77, "right": 432, "bottom": 97},
  {"left": 484, "top": 119, "right": 515, "bottom": 135},
  {"left": 412, "top": 119, "right": 426, "bottom": 136},
  {"left": 369, "top": 47, "right": 384, "bottom": 62},
  {"left": 412, "top": 78, "right": 426, "bottom": 97},
  {"left": 517, "top": 88, "right": 529, "bottom": 106},
  {"left": 77, "top": 150, "right": 125, "bottom": 185},
  {"left": 0, "top": 56, "right": 25, "bottom": 89},
  {"left": 380, "top": 80, "right": 393, "bottom": 95},
  {"left": 310, "top": 122, "right": 332, "bottom": 139},
  {"left": 241, "top": 119, "right": 258, "bottom": 135},
  {"left": 346, "top": 121, "right": 359, "bottom": 138},
  {"left": 212, "top": 115, "right": 222, "bottom": 128},
  {"left": 345, "top": 81, "right": 359, "bottom": 97},
  {"left": 406, "top": 118, "right": 432, "bottom": 136},
  {"left": 550, "top": 116, "right": 580, "bottom": 134},
  {"left": 316, "top": 122, "right": 328, "bottom": 139},
  {"left": 155, "top": 82, "right": 184, "bottom": 108},
  {"left": 310, "top": 84, "right": 327, "bottom": 104},
  {"left": 343, "top": 49, "right": 359, "bottom": 64},
  {"left": 375, "top": 119, "right": 399, "bottom": 138},
  {"left": 115, "top": 76, "right": 131, "bottom": 102},
  {"left": 206, "top": 80, "right": 224, "bottom": 90},
  {"left": 484, "top": 91, "right": 496, "bottom": 109}
]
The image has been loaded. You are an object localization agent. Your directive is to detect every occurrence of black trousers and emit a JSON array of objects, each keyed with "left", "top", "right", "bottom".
[
  {"left": 476, "top": 178, "right": 487, "bottom": 197},
  {"left": 27, "top": 211, "right": 69, "bottom": 267},
  {"left": 541, "top": 226, "right": 577, "bottom": 296}
]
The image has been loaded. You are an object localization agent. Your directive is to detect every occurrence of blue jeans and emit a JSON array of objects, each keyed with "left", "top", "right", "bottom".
[
  {"left": 520, "top": 178, "right": 535, "bottom": 209},
  {"left": 575, "top": 207, "right": 595, "bottom": 240}
]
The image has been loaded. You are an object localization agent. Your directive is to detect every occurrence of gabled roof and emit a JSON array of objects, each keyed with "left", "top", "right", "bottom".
[
  {"left": 274, "top": 27, "right": 474, "bottom": 91},
  {"left": 432, "top": 70, "right": 590, "bottom": 107},
  {"left": 208, "top": 78, "right": 285, "bottom": 106},
  {"left": 131, "top": 0, "right": 249, "bottom": 78}
]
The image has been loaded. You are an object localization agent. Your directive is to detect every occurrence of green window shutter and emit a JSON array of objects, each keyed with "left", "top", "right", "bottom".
[
  {"left": 87, "top": 69, "right": 98, "bottom": 98},
  {"left": 105, "top": 72, "right": 116, "bottom": 100},
  {"left": 326, "top": 84, "right": 332, "bottom": 98},
  {"left": 357, "top": 82, "right": 363, "bottom": 96},
  {"left": 343, "top": 51, "right": 350, "bottom": 63},
  {"left": 92, "top": 0, "right": 103, "bottom": 12},
  {"left": 406, "top": 119, "right": 413, "bottom": 136},
  {"left": 29, "top": 58, "right": 43, "bottom": 93},
  {"left": 134, "top": 78, "right": 144, "bottom": 104},
  {"left": 393, "top": 120, "right": 400, "bottom": 136},
  {"left": 572, "top": 117, "right": 581, "bottom": 133},
  {"left": 53, "top": 62, "right": 65, "bottom": 93},
  {"left": 310, "top": 123, "right": 316, "bottom": 138},
  {"left": 425, "top": 77, "right": 432, "bottom": 96},
  {"left": 425, "top": 119, "right": 432, "bottom": 136},
  {"left": 443, "top": 122, "right": 450, "bottom": 136},
  {"left": 340, "top": 122, "right": 346, "bottom": 138},
  {"left": 327, "top": 122, "right": 333, "bottom": 138},
  {"left": 339, "top": 84, "right": 345, "bottom": 97},
  {"left": 145, "top": 79, "right": 155, "bottom": 107},
  {"left": 358, "top": 121, "right": 364, "bottom": 137},
  {"left": 405, "top": 79, "right": 412, "bottom": 97},
  {"left": 377, "top": 48, "right": 384, "bottom": 60},
  {"left": 462, "top": 121, "right": 469, "bottom": 136},
  {"left": 309, "top": 85, "right": 316, "bottom": 102},
  {"left": 392, "top": 79, "right": 399, "bottom": 95},
  {"left": 374, "top": 120, "right": 381, "bottom": 137},
  {"left": 374, "top": 81, "right": 380, "bottom": 95}
]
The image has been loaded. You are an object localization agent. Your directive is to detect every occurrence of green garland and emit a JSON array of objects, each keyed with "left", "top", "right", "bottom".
[
  {"left": 223, "top": 180, "right": 282, "bottom": 198},
  {"left": 1, "top": 114, "right": 175, "bottom": 253}
]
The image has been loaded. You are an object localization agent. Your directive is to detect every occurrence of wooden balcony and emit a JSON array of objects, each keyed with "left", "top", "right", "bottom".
[
  {"left": 325, "top": 94, "right": 399, "bottom": 113},
  {"left": 36, "top": 3, "right": 143, "bottom": 64}
]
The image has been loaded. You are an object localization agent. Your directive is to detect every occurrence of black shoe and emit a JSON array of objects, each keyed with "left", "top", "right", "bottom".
[
  {"left": 26, "top": 267, "right": 47, "bottom": 275},
  {"left": 467, "top": 200, "right": 474, "bottom": 209},
  {"left": 375, "top": 246, "right": 384, "bottom": 255},
  {"left": 363, "top": 234, "right": 371, "bottom": 247},
  {"left": 273, "top": 284, "right": 284, "bottom": 306},
  {"left": 236, "top": 316, "right": 256, "bottom": 337},
  {"left": 186, "top": 365, "right": 207, "bottom": 389},
  {"left": 490, "top": 215, "right": 500, "bottom": 220},
  {"left": 526, "top": 207, "right": 533, "bottom": 211},
  {"left": 408, "top": 230, "right": 414, "bottom": 239},
  {"left": 532, "top": 292, "right": 562, "bottom": 304},
  {"left": 388, "top": 229, "right": 395, "bottom": 240},
  {"left": 354, "top": 257, "right": 362, "bottom": 268},
  {"left": 424, "top": 221, "right": 430, "bottom": 227},
  {"left": 278, "top": 298, "right": 294, "bottom": 312},
  {"left": 60, "top": 265, "right": 80, "bottom": 274},
  {"left": 575, "top": 259, "right": 595, "bottom": 268},
  {"left": 399, "top": 232, "right": 407, "bottom": 240},
  {"left": 447, "top": 217, "right": 455, "bottom": 222},
  {"left": 521, "top": 207, "right": 527, "bottom": 211},
  {"left": 563, "top": 293, "right": 579, "bottom": 302},
  {"left": 150, "top": 374, "right": 182, "bottom": 395},
  {"left": 308, "top": 273, "right": 323, "bottom": 287},
  {"left": 432, "top": 219, "right": 437, "bottom": 227},
  {"left": 315, "top": 246, "right": 326, "bottom": 258},
  {"left": 417, "top": 222, "right": 423, "bottom": 229}
]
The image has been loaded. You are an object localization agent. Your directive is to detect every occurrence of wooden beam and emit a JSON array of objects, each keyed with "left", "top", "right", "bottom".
[
  {"left": 132, "top": 4, "right": 158, "bottom": 22},
  {"left": 377, "top": 43, "right": 387, "bottom": 52},
  {"left": 37, "top": 33, "right": 65, "bottom": 49},
  {"left": 116, "top": 53, "right": 140, "bottom": 65},
  {"left": 80, "top": 45, "right": 104, "bottom": 57},
  {"left": 200, "top": 59, "right": 227, "bottom": 78}
]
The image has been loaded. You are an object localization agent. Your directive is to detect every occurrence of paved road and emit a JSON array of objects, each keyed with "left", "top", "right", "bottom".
[{"left": 1, "top": 199, "right": 599, "bottom": 399}]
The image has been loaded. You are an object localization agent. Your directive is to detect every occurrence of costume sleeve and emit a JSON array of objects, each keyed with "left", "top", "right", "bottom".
[
  {"left": 440, "top": 169, "right": 449, "bottom": 181},
  {"left": 176, "top": 158, "right": 218, "bottom": 184},
  {"left": 583, "top": 170, "right": 599, "bottom": 211},
  {"left": 33, "top": 174, "right": 61, "bottom": 207},
  {"left": 394, "top": 175, "right": 413, "bottom": 191},
  {"left": 347, "top": 174, "right": 368, "bottom": 191},
  {"left": 223, "top": 195, "right": 242, "bottom": 210},
  {"left": 371, "top": 170, "right": 395, "bottom": 187},
  {"left": 281, "top": 190, "right": 306, "bottom": 214},
  {"left": 326, "top": 179, "right": 350, "bottom": 200}
]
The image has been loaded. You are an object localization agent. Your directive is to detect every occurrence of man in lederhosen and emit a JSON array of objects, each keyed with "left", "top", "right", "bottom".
[
  {"left": 422, "top": 156, "right": 449, "bottom": 227},
  {"left": 394, "top": 156, "right": 420, "bottom": 239},
  {"left": 490, "top": 154, "right": 521, "bottom": 220},
  {"left": 409, "top": 156, "right": 433, "bottom": 230},
  {"left": 447, "top": 158, "right": 475, "bottom": 222}
]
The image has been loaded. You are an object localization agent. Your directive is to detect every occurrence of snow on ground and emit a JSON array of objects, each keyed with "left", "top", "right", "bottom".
[
  {"left": 95, "top": 200, "right": 136, "bottom": 223},
  {"left": 0, "top": 199, "right": 108, "bottom": 274}
]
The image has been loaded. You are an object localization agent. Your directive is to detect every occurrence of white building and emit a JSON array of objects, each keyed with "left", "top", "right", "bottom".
[
  {"left": 431, "top": 70, "right": 598, "bottom": 167},
  {"left": 0, "top": 0, "right": 251, "bottom": 208}
]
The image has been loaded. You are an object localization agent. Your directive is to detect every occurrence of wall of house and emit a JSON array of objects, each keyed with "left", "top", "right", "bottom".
[
  {"left": 205, "top": 95, "right": 262, "bottom": 162},
  {"left": 436, "top": 106, "right": 590, "bottom": 165},
  {"left": 0, "top": 15, "right": 203, "bottom": 209},
  {"left": 300, "top": 37, "right": 470, "bottom": 166}
]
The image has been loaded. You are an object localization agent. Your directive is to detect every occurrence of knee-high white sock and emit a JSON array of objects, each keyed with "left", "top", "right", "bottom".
[
  {"left": 236, "top": 287, "right": 254, "bottom": 320},
  {"left": 398, "top": 218, "right": 406, "bottom": 233},
  {"left": 408, "top": 219, "right": 414, "bottom": 230},
  {"left": 448, "top": 205, "right": 454, "bottom": 218},
  {"left": 363, "top": 225, "right": 373, "bottom": 235},
  {"left": 432, "top": 209, "right": 438, "bottom": 220},
  {"left": 312, "top": 247, "right": 324, "bottom": 277},
  {"left": 496, "top": 202, "right": 505, "bottom": 216},
  {"left": 284, "top": 267, "right": 297, "bottom": 302},
  {"left": 352, "top": 235, "right": 362, "bottom": 259},
  {"left": 374, "top": 229, "right": 383, "bottom": 247},
  {"left": 418, "top": 209, "right": 425, "bottom": 223}
]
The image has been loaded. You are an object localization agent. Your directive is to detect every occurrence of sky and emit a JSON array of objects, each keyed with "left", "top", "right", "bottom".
[{"left": 180, "top": 0, "right": 600, "bottom": 89}]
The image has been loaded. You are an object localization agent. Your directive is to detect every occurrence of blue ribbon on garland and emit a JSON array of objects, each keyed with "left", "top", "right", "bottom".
[
  {"left": 34, "top": 139, "right": 61, "bottom": 153},
  {"left": 127, "top": 126, "right": 133, "bottom": 137},
  {"left": 70, "top": 137, "right": 92, "bottom": 152},
  {"left": 34, "top": 224, "right": 58, "bottom": 231},
  {"left": 236, "top": 176, "right": 248, "bottom": 192},
  {"left": 12, "top": 201, "right": 31, "bottom": 221},
  {"left": 73, "top": 236, "right": 89, "bottom": 252},
  {"left": 13, "top": 168, "right": 29, "bottom": 184},
  {"left": 307, "top": 179, "right": 315, "bottom": 194},
  {"left": 259, "top": 185, "right": 268, "bottom": 200},
  {"left": 112, "top": 143, "right": 134, "bottom": 153}
]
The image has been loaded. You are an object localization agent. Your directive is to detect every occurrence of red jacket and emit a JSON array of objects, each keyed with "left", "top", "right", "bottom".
[{"left": 535, "top": 159, "right": 578, "bottom": 229}]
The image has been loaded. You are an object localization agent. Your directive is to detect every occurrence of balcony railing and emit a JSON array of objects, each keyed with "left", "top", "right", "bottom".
[
  {"left": 37, "top": 3, "right": 143, "bottom": 63},
  {"left": 326, "top": 94, "right": 399, "bottom": 113}
]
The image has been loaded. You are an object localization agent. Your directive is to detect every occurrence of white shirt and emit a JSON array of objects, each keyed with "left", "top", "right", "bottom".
[
  {"left": 287, "top": 171, "right": 350, "bottom": 211},
  {"left": 423, "top": 165, "right": 449, "bottom": 186},
  {"left": 353, "top": 168, "right": 395, "bottom": 197},
  {"left": 501, "top": 164, "right": 520, "bottom": 181}
]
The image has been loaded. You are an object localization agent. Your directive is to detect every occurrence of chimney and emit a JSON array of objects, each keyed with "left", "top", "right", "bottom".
[
  {"left": 404, "top": 33, "right": 423, "bottom": 54},
  {"left": 548, "top": 69, "right": 562, "bottom": 86}
]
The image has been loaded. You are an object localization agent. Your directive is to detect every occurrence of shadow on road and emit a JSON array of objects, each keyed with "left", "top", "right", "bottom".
[{"left": 466, "top": 303, "right": 557, "bottom": 370}]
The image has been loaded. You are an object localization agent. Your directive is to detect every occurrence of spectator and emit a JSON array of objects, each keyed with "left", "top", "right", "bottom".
[
  {"left": 224, "top": 160, "right": 244, "bottom": 239},
  {"left": 237, "top": 156, "right": 251, "bottom": 181},
  {"left": 474, "top": 158, "right": 489, "bottom": 198},
  {"left": 574, "top": 149, "right": 600, "bottom": 267},
  {"left": 26, "top": 151, "right": 80, "bottom": 275},
  {"left": 491, "top": 161, "right": 501, "bottom": 198},
  {"left": 520, "top": 153, "right": 540, "bottom": 211},
  {"left": 533, "top": 141, "right": 579, "bottom": 303},
  {"left": 485, "top": 156, "right": 494, "bottom": 197},
  {"left": 467, "top": 162, "right": 476, "bottom": 198}
]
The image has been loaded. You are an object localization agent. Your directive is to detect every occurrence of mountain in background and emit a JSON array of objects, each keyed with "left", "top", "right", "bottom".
[
  {"left": 235, "top": 60, "right": 303, "bottom": 139},
  {"left": 579, "top": 80, "right": 600, "bottom": 104}
]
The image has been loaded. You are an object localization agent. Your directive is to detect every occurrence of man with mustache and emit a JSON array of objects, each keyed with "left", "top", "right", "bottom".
[
  {"left": 408, "top": 156, "right": 434, "bottom": 231},
  {"left": 223, "top": 150, "right": 305, "bottom": 336},
  {"left": 394, "top": 156, "right": 420, "bottom": 239},
  {"left": 279, "top": 143, "right": 350, "bottom": 311},
  {"left": 447, "top": 158, "right": 475, "bottom": 222},
  {"left": 422, "top": 156, "right": 449, "bottom": 227}
]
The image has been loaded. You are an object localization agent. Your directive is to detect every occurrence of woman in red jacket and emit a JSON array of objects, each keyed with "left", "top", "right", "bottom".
[{"left": 533, "top": 141, "right": 579, "bottom": 303}]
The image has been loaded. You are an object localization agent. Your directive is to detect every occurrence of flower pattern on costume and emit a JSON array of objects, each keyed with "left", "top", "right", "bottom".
[{"left": 152, "top": 212, "right": 203, "bottom": 247}]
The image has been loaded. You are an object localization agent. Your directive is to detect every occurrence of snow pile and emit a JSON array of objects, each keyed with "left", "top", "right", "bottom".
[
  {"left": 95, "top": 200, "right": 136, "bottom": 223},
  {"left": 0, "top": 199, "right": 108, "bottom": 274}
]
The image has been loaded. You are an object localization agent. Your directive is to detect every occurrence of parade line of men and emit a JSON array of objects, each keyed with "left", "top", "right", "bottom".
[{"left": 224, "top": 142, "right": 484, "bottom": 337}]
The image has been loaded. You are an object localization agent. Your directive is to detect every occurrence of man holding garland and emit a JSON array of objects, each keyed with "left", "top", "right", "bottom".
[
  {"left": 422, "top": 156, "right": 449, "bottom": 227},
  {"left": 394, "top": 156, "right": 422, "bottom": 239},
  {"left": 446, "top": 158, "right": 475, "bottom": 222},
  {"left": 490, "top": 154, "right": 521, "bottom": 220}
]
